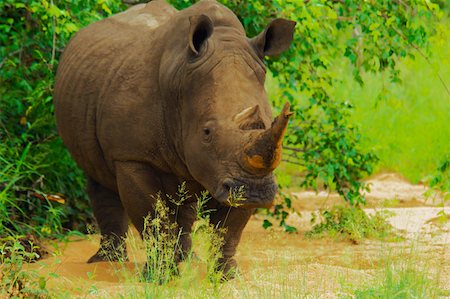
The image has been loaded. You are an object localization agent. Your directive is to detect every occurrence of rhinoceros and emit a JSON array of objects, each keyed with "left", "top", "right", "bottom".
[{"left": 54, "top": 0, "right": 295, "bottom": 276}]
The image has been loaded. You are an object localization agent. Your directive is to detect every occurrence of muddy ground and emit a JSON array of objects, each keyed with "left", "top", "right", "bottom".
[{"left": 25, "top": 173, "right": 449, "bottom": 298}]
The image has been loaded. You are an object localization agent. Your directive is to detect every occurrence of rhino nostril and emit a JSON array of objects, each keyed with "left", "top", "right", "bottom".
[{"left": 222, "top": 179, "right": 234, "bottom": 193}]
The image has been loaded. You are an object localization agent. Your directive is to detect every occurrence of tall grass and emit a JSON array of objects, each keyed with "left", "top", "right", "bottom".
[{"left": 0, "top": 138, "right": 87, "bottom": 238}]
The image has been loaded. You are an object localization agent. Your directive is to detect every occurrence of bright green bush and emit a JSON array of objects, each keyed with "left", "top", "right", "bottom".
[{"left": 0, "top": 0, "right": 125, "bottom": 237}]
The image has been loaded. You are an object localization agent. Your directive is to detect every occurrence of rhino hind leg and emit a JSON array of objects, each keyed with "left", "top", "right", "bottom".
[{"left": 87, "top": 177, "right": 129, "bottom": 263}]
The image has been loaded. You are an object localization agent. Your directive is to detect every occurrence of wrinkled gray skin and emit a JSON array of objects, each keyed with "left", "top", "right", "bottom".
[{"left": 54, "top": 0, "right": 295, "bottom": 277}]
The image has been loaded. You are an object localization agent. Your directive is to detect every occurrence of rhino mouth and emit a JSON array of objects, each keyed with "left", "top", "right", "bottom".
[{"left": 214, "top": 175, "right": 277, "bottom": 208}]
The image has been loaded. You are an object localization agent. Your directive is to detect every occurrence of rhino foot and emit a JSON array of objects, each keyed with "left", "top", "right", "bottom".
[
  {"left": 87, "top": 244, "right": 128, "bottom": 263},
  {"left": 215, "top": 257, "right": 238, "bottom": 281}
]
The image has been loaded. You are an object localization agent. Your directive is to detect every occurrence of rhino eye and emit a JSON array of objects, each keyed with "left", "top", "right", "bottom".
[{"left": 202, "top": 127, "right": 212, "bottom": 143}]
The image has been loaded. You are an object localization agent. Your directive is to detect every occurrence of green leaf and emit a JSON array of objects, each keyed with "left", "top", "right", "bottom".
[{"left": 262, "top": 219, "right": 273, "bottom": 229}]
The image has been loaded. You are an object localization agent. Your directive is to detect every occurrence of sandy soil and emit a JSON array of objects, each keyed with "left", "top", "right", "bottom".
[{"left": 24, "top": 173, "right": 449, "bottom": 298}]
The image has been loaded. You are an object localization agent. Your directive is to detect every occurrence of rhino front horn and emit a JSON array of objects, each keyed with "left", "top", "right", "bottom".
[{"left": 243, "top": 102, "right": 293, "bottom": 174}]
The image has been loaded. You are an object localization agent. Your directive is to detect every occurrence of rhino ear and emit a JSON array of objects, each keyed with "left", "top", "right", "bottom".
[
  {"left": 251, "top": 18, "right": 296, "bottom": 58},
  {"left": 188, "top": 15, "right": 214, "bottom": 56}
]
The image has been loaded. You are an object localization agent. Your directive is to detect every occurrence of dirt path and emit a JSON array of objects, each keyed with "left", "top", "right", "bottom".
[{"left": 25, "top": 173, "right": 449, "bottom": 297}]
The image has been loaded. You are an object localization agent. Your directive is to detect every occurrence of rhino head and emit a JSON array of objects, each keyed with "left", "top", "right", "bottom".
[{"left": 160, "top": 11, "right": 296, "bottom": 208}]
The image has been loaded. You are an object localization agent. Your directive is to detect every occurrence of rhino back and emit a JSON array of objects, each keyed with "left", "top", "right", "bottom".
[{"left": 54, "top": 1, "right": 177, "bottom": 190}]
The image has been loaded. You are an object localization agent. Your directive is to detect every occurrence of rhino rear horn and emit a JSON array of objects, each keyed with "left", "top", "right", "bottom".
[
  {"left": 188, "top": 15, "right": 214, "bottom": 56},
  {"left": 233, "top": 105, "right": 266, "bottom": 130},
  {"left": 251, "top": 18, "right": 296, "bottom": 58}
]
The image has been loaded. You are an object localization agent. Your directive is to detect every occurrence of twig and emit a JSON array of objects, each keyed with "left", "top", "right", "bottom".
[
  {"left": 391, "top": 27, "right": 450, "bottom": 98},
  {"left": 0, "top": 118, "right": 12, "bottom": 140},
  {"left": 0, "top": 49, "right": 21, "bottom": 69},
  {"left": 393, "top": 0, "right": 410, "bottom": 10},
  {"left": 51, "top": 0, "right": 56, "bottom": 67},
  {"left": 123, "top": 0, "right": 148, "bottom": 4}
]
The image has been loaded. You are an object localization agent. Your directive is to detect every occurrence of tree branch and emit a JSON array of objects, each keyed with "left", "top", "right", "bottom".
[
  {"left": 284, "top": 146, "right": 306, "bottom": 153},
  {"left": 282, "top": 159, "right": 304, "bottom": 166}
]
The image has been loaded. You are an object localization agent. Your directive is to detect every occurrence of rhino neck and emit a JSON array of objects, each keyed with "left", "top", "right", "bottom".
[{"left": 158, "top": 51, "right": 192, "bottom": 178}]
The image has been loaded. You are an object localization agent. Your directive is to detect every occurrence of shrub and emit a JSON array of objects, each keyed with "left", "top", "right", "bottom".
[
  {"left": 0, "top": 0, "right": 125, "bottom": 237},
  {"left": 306, "top": 205, "right": 397, "bottom": 243}
]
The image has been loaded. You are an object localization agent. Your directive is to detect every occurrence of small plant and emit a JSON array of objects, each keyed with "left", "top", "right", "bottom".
[
  {"left": 424, "top": 155, "right": 450, "bottom": 224},
  {"left": 0, "top": 235, "right": 47, "bottom": 263},
  {"left": 0, "top": 238, "right": 49, "bottom": 298},
  {"left": 225, "top": 185, "right": 246, "bottom": 208},
  {"left": 306, "top": 205, "right": 396, "bottom": 243}
]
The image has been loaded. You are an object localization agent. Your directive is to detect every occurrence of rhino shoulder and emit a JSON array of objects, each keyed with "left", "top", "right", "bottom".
[{"left": 110, "top": 0, "right": 177, "bottom": 29}]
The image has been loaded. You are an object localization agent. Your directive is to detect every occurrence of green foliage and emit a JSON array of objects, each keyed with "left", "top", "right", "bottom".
[
  {"left": 305, "top": 205, "right": 396, "bottom": 243},
  {"left": 0, "top": 1, "right": 125, "bottom": 237},
  {"left": 425, "top": 155, "right": 450, "bottom": 199},
  {"left": 192, "top": 196, "right": 227, "bottom": 285},
  {"left": 333, "top": 28, "right": 450, "bottom": 184},
  {"left": 264, "top": 187, "right": 298, "bottom": 233}
]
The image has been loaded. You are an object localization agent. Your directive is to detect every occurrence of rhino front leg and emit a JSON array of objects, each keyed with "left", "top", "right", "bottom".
[
  {"left": 114, "top": 161, "right": 164, "bottom": 236},
  {"left": 162, "top": 177, "right": 204, "bottom": 263},
  {"left": 209, "top": 206, "right": 254, "bottom": 279},
  {"left": 87, "top": 178, "right": 128, "bottom": 263}
]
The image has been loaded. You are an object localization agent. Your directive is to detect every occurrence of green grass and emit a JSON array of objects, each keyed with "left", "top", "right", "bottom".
[{"left": 342, "top": 248, "right": 446, "bottom": 299}]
